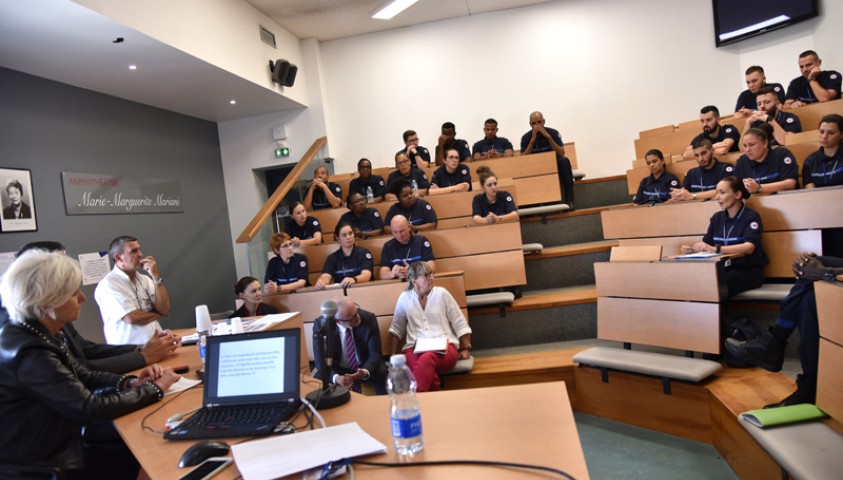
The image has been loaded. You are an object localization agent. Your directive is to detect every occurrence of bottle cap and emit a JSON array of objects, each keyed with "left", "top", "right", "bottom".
[{"left": 390, "top": 354, "right": 407, "bottom": 366}]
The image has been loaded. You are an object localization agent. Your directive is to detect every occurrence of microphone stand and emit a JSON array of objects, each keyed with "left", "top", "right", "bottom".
[{"left": 305, "top": 309, "right": 350, "bottom": 409}]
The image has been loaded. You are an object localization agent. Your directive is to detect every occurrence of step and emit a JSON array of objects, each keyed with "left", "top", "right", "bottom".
[
  {"left": 524, "top": 250, "right": 609, "bottom": 290},
  {"left": 524, "top": 240, "right": 618, "bottom": 260},
  {"left": 470, "top": 285, "right": 597, "bottom": 315},
  {"left": 571, "top": 175, "right": 632, "bottom": 209},
  {"left": 520, "top": 211, "right": 606, "bottom": 248}
]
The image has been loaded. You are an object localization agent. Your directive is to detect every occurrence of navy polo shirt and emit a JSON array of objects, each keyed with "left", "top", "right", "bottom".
[
  {"left": 682, "top": 160, "right": 736, "bottom": 192},
  {"left": 349, "top": 175, "right": 386, "bottom": 199},
  {"left": 702, "top": 204, "right": 768, "bottom": 269},
  {"left": 634, "top": 173, "right": 681, "bottom": 204},
  {"left": 339, "top": 208, "right": 384, "bottom": 234},
  {"left": 735, "top": 147, "right": 799, "bottom": 186},
  {"left": 786, "top": 71, "right": 842, "bottom": 104},
  {"left": 690, "top": 125, "right": 740, "bottom": 152},
  {"left": 431, "top": 164, "right": 472, "bottom": 190},
  {"left": 384, "top": 198, "right": 437, "bottom": 226},
  {"left": 520, "top": 127, "right": 564, "bottom": 155},
  {"left": 265, "top": 253, "right": 309, "bottom": 286},
  {"left": 802, "top": 146, "right": 843, "bottom": 188},
  {"left": 735, "top": 83, "right": 785, "bottom": 111},
  {"left": 472, "top": 191, "right": 517, "bottom": 218},
  {"left": 310, "top": 182, "right": 343, "bottom": 210},
  {"left": 395, "top": 146, "right": 431, "bottom": 168},
  {"left": 472, "top": 137, "right": 513, "bottom": 157},
  {"left": 386, "top": 168, "right": 430, "bottom": 193},
  {"left": 750, "top": 111, "right": 802, "bottom": 146},
  {"left": 436, "top": 139, "right": 472, "bottom": 162},
  {"left": 322, "top": 245, "right": 374, "bottom": 282},
  {"left": 380, "top": 235, "right": 435, "bottom": 269},
  {"left": 286, "top": 216, "right": 322, "bottom": 240}
]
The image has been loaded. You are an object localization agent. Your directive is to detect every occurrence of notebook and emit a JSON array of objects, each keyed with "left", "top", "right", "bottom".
[{"left": 164, "top": 328, "right": 301, "bottom": 440}]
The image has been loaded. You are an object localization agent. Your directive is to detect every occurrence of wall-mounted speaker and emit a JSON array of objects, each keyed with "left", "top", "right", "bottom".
[{"left": 269, "top": 59, "right": 297, "bottom": 87}]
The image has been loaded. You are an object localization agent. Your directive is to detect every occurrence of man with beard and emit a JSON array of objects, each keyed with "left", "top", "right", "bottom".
[
  {"left": 670, "top": 138, "right": 735, "bottom": 202},
  {"left": 434, "top": 122, "right": 472, "bottom": 165},
  {"left": 742, "top": 86, "right": 802, "bottom": 148},
  {"left": 683, "top": 105, "right": 740, "bottom": 160}
]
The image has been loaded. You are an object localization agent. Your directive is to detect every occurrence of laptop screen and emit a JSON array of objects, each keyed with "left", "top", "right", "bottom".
[{"left": 203, "top": 328, "right": 301, "bottom": 407}]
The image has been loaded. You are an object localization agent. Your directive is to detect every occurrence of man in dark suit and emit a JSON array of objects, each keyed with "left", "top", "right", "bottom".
[{"left": 314, "top": 296, "right": 387, "bottom": 394}]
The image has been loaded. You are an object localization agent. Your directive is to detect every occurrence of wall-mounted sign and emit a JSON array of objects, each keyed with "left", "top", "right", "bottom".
[{"left": 61, "top": 172, "right": 183, "bottom": 215}]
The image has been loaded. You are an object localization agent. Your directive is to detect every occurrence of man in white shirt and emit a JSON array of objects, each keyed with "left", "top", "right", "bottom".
[{"left": 95, "top": 236, "right": 172, "bottom": 344}]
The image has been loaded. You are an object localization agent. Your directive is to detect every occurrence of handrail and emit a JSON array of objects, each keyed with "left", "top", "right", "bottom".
[{"left": 236, "top": 136, "right": 328, "bottom": 243}]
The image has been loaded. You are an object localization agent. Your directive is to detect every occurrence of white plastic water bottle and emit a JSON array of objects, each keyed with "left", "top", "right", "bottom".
[
  {"left": 387, "top": 354, "right": 424, "bottom": 455},
  {"left": 411, "top": 179, "right": 419, "bottom": 197},
  {"left": 366, "top": 186, "right": 374, "bottom": 203},
  {"left": 195, "top": 305, "right": 212, "bottom": 371}
]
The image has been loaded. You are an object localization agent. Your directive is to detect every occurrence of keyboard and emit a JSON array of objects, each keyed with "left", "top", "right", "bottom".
[{"left": 165, "top": 401, "right": 299, "bottom": 440}]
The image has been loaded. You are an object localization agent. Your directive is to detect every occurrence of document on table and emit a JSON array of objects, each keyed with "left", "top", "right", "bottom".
[
  {"left": 672, "top": 252, "right": 720, "bottom": 259},
  {"left": 164, "top": 376, "right": 202, "bottom": 396},
  {"left": 244, "top": 312, "right": 300, "bottom": 332},
  {"left": 231, "top": 422, "right": 387, "bottom": 480},
  {"left": 413, "top": 336, "right": 448, "bottom": 354}
]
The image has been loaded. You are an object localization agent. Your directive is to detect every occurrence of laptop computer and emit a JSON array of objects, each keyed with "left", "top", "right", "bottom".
[{"left": 165, "top": 327, "right": 301, "bottom": 440}]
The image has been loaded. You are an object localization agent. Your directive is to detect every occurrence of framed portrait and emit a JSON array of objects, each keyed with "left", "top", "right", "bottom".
[{"left": 0, "top": 168, "right": 38, "bottom": 233}]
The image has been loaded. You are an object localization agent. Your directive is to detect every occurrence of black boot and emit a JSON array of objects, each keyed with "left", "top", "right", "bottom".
[
  {"left": 724, "top": 329, "right": 786, "bottom": 372},
  {"left": 563, "top": 186, "right": 575, "bottom": 211},
  {"left": 764, "top": 374, "right": 817, "bottom": 408}
]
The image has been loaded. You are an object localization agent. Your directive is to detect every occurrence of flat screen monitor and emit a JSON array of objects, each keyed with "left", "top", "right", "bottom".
[{"left": 712, "top": 0, "right": 819, "bottom": 47}]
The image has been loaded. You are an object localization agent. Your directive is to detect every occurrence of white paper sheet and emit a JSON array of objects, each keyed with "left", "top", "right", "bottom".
[
  {"left": 414, "top": 336, "right": 448, "bottom": 353},
  {"left": 164, "top": 376, "right": 202, "bottom": 396},
  {"left": 0, "top": 251, "right": 15, "bottom": 277},
  {"left": 78, "top": 251, "right": 111, "bottom": 285},
  {"left": 231, "top": 422, "right": 387, "bottom": 480}
]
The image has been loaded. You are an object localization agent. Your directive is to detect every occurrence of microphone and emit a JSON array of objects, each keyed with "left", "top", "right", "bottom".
[
  {"left": 320, "top": 300, "right": 338, "bottom": 371},
  {"left": 307, "top": 299, "right": 350, "bottom": 409}
]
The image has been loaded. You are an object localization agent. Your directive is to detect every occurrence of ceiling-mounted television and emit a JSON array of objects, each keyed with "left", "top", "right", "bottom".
[{"left": 713, "top": 0, "right": 819, "bottom": 47}]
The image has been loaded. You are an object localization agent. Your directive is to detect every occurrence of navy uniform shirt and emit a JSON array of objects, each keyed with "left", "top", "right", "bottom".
[
  {"left": 431, "top": 164, "right": 472, "bottom": 190},
  {"left": 435, "top": 139, "right": 472, "bottom": 162},
  {"left": 750, "top": 110, "right": 802, "bottom": 146},
  {"left": 634, "top": 173, "right": 681, "bottom": 204},
  {"left": 310, "top": 182, "right": 343, "bottom": 210},
  {"left": 520, "top": 127, "right": 564, "bottom": 155},
  {"left": 735, "top": 147, "right": 799, "bottom": 186},
  {"left": 734, "top": 83, "right": 785, "bottom": 111},
  {"left": 472, "top": 137, "right": 513, "bottom": 157},
  {"left": 286, "top": 216, "right": 322, "bottom": 240},
  {"left": 339, "top": 208, "right": 384, "bottom": 234},
  {"left": 690, "top": 125, "right": 740, "bottom": 153},
  {"left": 322, "top": 245, "right": 374, "bottom": 282},
  {"left": 802, "top": 146, "right": 843, "bottom": 188},
  {"left": 349, "top": 175, "right": 386, "bottom": 199},
  {"left": 380, "top": 235, "right": 435, "bottom": 269},
  {"left": 386, "top": 167, "right": 430, "bottom": 193},
  {"left": 682, "top": 160, "right": 736, "bottom": 192},
  {"left": 265, "top": 253, "right": 309, "bottom": 286},
  {"left": 384, "top": 199, "right": 437, "bottom": 226},
  {"left": 702, "top": 204, "right": 768, "bottom": 269},
  {"left": 786, "top": 71, "right": 843, "bottom": 104},
  {"left": 472, "top": 191, "right": 517, "bottom": 218},
  {"left": 395, "top": 146, "right": 431, "bottom": 168}
]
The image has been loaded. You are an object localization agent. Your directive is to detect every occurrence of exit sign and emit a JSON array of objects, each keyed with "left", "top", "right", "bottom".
[{"left": 275, "top": 147, "right": 291, "bottom": 158}]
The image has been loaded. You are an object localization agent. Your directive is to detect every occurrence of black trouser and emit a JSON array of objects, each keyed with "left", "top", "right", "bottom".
[
  {"left": 69, "top": 423, "right": 139, "bottom": 480},
  {"left": 724, "top": 266, "right": 764, "bottom": 299},
  {"left": 556, "top": 155, "right": 574, "bottom": 189}
]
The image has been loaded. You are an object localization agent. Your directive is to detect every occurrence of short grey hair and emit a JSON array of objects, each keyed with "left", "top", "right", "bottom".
[
  {"left": 0, "top": 251, "right": 82, "bottom": 323},
  {"left": 108, "top": 235, "right": 137, "bottom": 262},
  {"left": 406, "top": 261, "right": 432, "bottom": 290}
]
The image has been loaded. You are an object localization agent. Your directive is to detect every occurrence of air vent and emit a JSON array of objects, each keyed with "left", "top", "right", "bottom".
[{"left": 259, "top": 25, "right": 276, "bottom": 48}]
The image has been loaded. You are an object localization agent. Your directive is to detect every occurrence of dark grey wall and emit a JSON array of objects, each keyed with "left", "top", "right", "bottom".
[{"left": 0, "top": 67, "right": 236, "bottom": 342}]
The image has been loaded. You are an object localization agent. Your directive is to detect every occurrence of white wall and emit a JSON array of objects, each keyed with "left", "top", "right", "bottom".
[{"left": 316, "top": 0, "right": 843, "bottom": 179}]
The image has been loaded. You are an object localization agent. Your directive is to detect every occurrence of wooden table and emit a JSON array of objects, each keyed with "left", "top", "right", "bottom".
[{"left": 113, "top": 340, "right": 589, "bottom": 479}]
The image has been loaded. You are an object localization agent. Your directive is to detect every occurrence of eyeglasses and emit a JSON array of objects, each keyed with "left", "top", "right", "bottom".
[{"left": 336, "top": 312, "right": 359, "bottom": 324}]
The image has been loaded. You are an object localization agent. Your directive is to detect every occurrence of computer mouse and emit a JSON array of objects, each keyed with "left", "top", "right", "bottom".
[{"left": 178, "top": 440, "right": 230, "bottom": 468}]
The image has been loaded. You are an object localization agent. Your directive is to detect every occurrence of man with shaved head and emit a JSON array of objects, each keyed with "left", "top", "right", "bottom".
[
  {"left": 521, "top": 111, "right": 575, "bottom": 208},
  {"left": 379, "top": 215, "right": 435, "bottom": 280}
]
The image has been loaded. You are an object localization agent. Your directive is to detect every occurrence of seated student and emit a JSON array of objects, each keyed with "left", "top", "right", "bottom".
[
  {"left": 379, "top": 215, "right": 436, "bottom": 281},
  {"left": 339, "top": 192, "right": 384, "bottom": 239},
  {"left": 303, "top": 165, "right": 342, "bottom": 210},
  {"left": 784, "top": 50, "right": 842, "bottom": 109},
  {"left": 264, "top": 232, "right": 309, "bottom": 294},
  {"left": 802, "top": 114, "right": 843, "bottom": 188},
  {"left": 232, "top": 276, "right": 279, "bottom": 318},
  {"left": 285, "top": 202, "right": 323, "bottom": 246},
  {"left": 348, "top": 158, "right": 386, "bottom": 203},
  {"left": 681, "top": 176, "right": 768, "bottom": 298},
  {"left": 742, "top": 86, "right": 801, "bottom": 148},
  {"left": 396, "top": 130, "right": 431, "bottom": 169},
  {"left": 429, "top": 147, "right": 472, "bottom": 195},
  {"left": 735, "top": 65, "right": 786, "bottom": 116},
  {"left": 472, "top": 166, "right": 518, "bottom": 224},
  {"left": 682, "top": 105, "right": 740, "bottom": 160},
  {"left": 384, "top": 179, "right": 438, "bottom": 232},
  {"left": 315, "top": 222, "right": 374, "bottom": 290},
  {"left": 735, "top": 125, "right": 799, "bottom": 194},
  {"left": 634, "top": 149, "right": 680, "bottom": 205},
  {"left": 388, "top": 261, "right": 472, "bottom": 392},
  {"left": 671, "top": 138, "right": 736, "bottom": 202},
  {"left": 472, "top": 118, "right": 514, "bottom": 160},
  {"left": 435, "top": 122, "right": 472, "bottom": 165},
  {"left": 385, "top": 152, "right": 430, "bottom": 200}
]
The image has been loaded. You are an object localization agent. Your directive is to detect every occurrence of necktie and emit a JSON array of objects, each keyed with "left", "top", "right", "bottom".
[{"left": 344, "top": 328, "right": 362, "bottom": 393}]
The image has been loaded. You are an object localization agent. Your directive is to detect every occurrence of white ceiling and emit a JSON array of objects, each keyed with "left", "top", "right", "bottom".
[{"left": 0, "top": 0, "right": 555, "bottom": 122}]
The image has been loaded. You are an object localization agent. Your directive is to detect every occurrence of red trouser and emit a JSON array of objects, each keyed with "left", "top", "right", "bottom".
[{"left": 404, "top": 343, "right": 458, "bottom": 392}]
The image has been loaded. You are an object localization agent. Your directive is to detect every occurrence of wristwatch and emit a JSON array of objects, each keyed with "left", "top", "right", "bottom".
[
  {"left": 154, "top": 277, "right": 164, "bottom": 286},
  {"left": 691, "top": 193, "right": 697, "bottom": 200},
  {"left": 756, "top": 183, "right": 762, "bottom": 193},
  {"left": 460, "top": 344, "right": 472, "bottom": 352},
  {"left": 823, "top": 269, "right": 836, "bottom": 281}
]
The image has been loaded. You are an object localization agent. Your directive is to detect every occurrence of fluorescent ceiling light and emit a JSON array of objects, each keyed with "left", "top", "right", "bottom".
[{"left": 372, "top": 0, "right": 419, "bottom": 20}]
